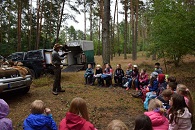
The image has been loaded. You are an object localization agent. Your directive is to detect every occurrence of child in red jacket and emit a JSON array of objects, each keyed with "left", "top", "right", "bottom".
[{"left": 59, "top": 97, "right": 97, "bottom": 130}]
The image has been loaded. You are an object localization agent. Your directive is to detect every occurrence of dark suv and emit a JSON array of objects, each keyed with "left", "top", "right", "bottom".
[{"left": 22, "top": 49, "right": 54, "bottom": 78}]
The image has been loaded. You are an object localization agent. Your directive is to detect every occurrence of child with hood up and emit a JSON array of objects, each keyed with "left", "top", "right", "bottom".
[{"left": 0, "top": 99, "right": 13, "bottom": 130}]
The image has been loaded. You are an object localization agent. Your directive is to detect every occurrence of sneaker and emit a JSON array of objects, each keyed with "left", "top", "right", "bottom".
[
  {"left": 126, "top": 87, "right": 129, "bottom": 91},
  {"left": 136, "top": 88, "right": 138, "bottom": 91},
  {"left": 52, "top": 91, "right": 58, "bottom": 95}
]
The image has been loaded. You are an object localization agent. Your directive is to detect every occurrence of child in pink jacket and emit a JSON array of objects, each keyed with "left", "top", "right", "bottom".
[{"left": 144, "top": 99, "right": 169, "bottom": 130}]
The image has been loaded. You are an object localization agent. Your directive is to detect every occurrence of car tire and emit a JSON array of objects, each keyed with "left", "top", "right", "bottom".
[
  {"left": 22, "top": 86, "right": 30, "bottom": 94},
  {"left": 29, "top": 69, "right": 36, "bottom": 79}
]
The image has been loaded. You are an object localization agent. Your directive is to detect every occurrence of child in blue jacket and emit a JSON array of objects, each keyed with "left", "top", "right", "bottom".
[
  {"left": 23, "top": 100, "right": 57, "bottom": 130},
  {"left": 84, "top": 64, "right": 94, "bottom": 85}
]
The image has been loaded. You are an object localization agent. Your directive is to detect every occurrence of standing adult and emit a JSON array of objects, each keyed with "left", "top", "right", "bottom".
[{"left": 52, "top": 43, "right": 65, "bottom": 95}]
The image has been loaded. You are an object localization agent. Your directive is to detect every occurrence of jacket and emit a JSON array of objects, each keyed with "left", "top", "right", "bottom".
[
  {"left": 95, "top": 68, "right": 102, "bottom": 75},
  {"left": 0, "top": 99, "right": 13, "bottom": 130},
  {"left": 84, "top": 68, "right": 94, "bottom": 78},
  {"left": 144, "top": 111, "right": 169, "bottom": 130},
  {"left": 59, "top": 112, "right": 96, "bottom": 130},
  {"left": 125, "top": 69, "right": 132, "bottom": 78},
  {"left": 156, "top": 96, "right": 170, "bottom": 110},
  {"left": 168, "top": 107, "right": 192, "bottom": 130},
  {"left": 149, "top": 79, "right": 159, "bottom": 92},
  {"left": 23, "top": 114, "right": 57, "bottom": 130},
  {"left": 52, "top": 50, "right": 65, "bottom": 66},
  {"left": 114, "top": 68, "right": 124, "bottom": 77},
  {"left": 139, "top": 72, "right": 148, "bottom": 83}
]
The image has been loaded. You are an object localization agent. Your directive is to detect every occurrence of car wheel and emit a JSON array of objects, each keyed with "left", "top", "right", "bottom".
[
  {"left": 22, "top": 86, "right": 30, "bottom": 94},
  {"left": 29, "top": 69, "right": 36, "bottom": 79}
]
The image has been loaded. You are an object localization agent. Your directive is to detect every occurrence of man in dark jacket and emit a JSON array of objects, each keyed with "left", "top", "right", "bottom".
[{"left": 52, "top": 43, "right": 65, "bottom": 95}]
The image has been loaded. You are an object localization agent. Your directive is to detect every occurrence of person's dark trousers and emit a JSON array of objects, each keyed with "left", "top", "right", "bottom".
[
  {"left": 53, "top": 65, "right": 61, "bottom": 92},
  {"left": 114, "top": 76, "right": 118, "bottom": 84},
  {"left": 105, "top": 76, "right": 112, "bottom": 86},
  {"left": 114, "top": 76, "right": 123, "bottom": 86},
  {"left": 85, "top": 75, "right": 93, "bottom": 84},
  {"left": 97, "top": 77, "right": 102, "bottom": 85}
]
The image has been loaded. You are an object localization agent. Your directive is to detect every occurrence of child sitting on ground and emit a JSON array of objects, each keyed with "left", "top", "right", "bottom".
[
  {"left": 156, "top": 89, "right": 173, "bottom": 110},
  {"left": 167, "top": 82, "right": 177, "bottom": 92},
  {"left": 134, "top": 114, "right": 152, "bottom": 130},
  {"left": 114, "top": 64, "right": 124, "bottom": 87},
  {"left": 122, "top": 63, "right": 132, "bottom": 88},
  {"left": 101, "top": 63, "right": 113, "bottom": 87},
  {"left": 0, "top": 99, "right": 13, "bottom": 130},
  {"left": 107, "top": 120, "right": 128, "bottom": 130},
  {"left": 91, "top": 64, "right": 103, "bottom": 86},
  {"left": 126, "top": 65, "right": 139, "bottom": 91},
  {"left": 176, "top": 84, "right": 194, "bottom": 117},
  {"left": 23, "top": 100, "right": 57, "bottom": 130},
  {"left": 84, "top": 63, "right": 94, "bottom": 85},
  {"left": 168, "top": 93, "right": 192, "bottom": 130},
  {"left": 59, "top": 97, "right": 97, "bottom": 130},
  {"left": 154, "top": 62, "right": 163, "bottom": 74},
  {"left": 144, "top": 99, "right": 169, "bottom": 130},
  {"left": 132, "top": 72, "right": 159, "bottom": 101},
  {"left": 139, "top": 68, "right": 149, "bottom": 89}
]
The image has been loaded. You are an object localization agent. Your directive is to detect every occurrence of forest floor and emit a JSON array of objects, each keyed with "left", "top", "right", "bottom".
[{"left": 2, "top": 52, "right": 195, "bottom": 130}]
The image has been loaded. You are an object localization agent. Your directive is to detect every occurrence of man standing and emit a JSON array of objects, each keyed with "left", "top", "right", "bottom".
[{"left": 52, "top": 43, "right": 65, "bottom": 95}]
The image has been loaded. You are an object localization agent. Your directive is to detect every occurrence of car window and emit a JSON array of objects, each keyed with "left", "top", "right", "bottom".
[
  {"left": 24, "top": 51, "right": 43, "bottom": 60},
  {"left": 12, "top": 53, "right": 24, "bottom": 61}
]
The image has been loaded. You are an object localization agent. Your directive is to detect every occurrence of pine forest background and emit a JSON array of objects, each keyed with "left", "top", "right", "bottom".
[{"left": 0, "top": 0, "right": 195, "bottom": 66}]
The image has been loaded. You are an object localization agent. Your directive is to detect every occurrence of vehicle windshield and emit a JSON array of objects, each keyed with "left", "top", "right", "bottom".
[{"left": 24, "top": 51, "right": 43, "bottom": 60}]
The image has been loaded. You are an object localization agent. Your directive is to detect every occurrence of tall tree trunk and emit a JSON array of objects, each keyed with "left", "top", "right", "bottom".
[
  {"left": 112, "top": 0, "right": 118, "bottom": 59},
  {"left": 89, "top": 0, "right": 93, "bottom": 41},
  {"left": 56, "top": 0, "right": 65, "bottom": 43},
  {"left": 8, "top": 0, "right": 11, "bottom": 44},
  {"left": 49, "top": 0, "right": 53, "bottom": 48},
  {"left": 98, "top": 18, "right": 101, "bottom": 56},
  {"left": 110, "top": 17, "right": 113, "bottom": 60},
  {"left": 117, "top": 0, "right": 120, "bottom": 56},
  {"left": 84, "top": 0, "right": 86, "bottom": 40},
  {"left": 131, "top": 0, "right": 135, "bottom": 60},
  {"left": 36, "top": 0, "right": 40, "bottom": 49},
  {"left": 28, "top": 0, "right": 32, "bottom": 50},
  {"left": 17, "top": 0, "right": 22, "bottom": 51},
  {"left": 124, "top": 0, "right": 128, "bottom": 59},
  {"left": 134, "top": 0, "right": 138, "bottom": 60},
  {"left": 102, "top": 0, "right": 110, "bottom": 64}
]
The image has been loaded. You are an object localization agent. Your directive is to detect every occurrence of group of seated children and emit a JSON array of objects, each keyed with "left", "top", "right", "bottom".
[
  {"left": 131, "top": 69, "right": 194, "bottom": 130},
  {"left": 84, "top": 63, "right": 113, "bottom": 87},
  {"left": 1, "top": 85, "right": 193, "bottom": 130},
  {"left": 84, "top": 62, "right": 162, "bottom": 90}
]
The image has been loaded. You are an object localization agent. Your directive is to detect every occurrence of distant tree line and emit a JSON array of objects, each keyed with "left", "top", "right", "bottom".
[{"left": 0, "top": 0, "right": 194, "bottom": 66}]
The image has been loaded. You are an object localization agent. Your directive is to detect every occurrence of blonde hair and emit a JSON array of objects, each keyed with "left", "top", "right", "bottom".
[
  {"left": 148, "top": 99, "right": 165, "bottom": 113},
  {"left": 107, "top": 120, "right": 128, "bottom": 130},
  {"left": 31, "top": 100, "right": 45, "bottom": 114},
  {"left": 69, "top": 97, "right": 89, "bottom": 121},
  {"left": 177, "top": 84, "right": 194, "bottom": 118}
]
